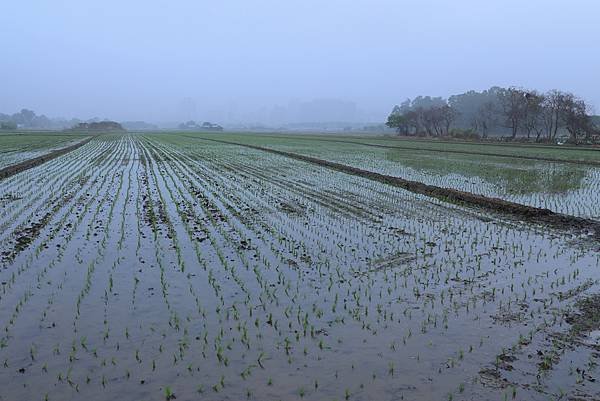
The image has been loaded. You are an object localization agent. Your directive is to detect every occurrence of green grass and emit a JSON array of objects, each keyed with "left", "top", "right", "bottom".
[
  {"left": 384, "top": 149, "right": 587, "bottom": 195},
  {"left": 0, "top": 132, "right": 87, "bottom": 151},
  {"left": 321, "top": 134, "right": 600, "bottom": 163}
]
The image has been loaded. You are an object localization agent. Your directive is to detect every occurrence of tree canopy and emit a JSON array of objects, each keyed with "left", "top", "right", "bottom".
[{"left": 386, "top": 87, "right": 598, "bottom": 143}]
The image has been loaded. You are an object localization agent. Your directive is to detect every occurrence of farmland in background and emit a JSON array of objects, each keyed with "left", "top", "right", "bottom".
[
  {"left": 0, "top": 132, "right": 89, "bottom": 170},
  {"left": 202, "top": 133, "right": 600, "bottom": 220},
  {"left": 0, "top": 132, "right": 599, "bottom": 401}
]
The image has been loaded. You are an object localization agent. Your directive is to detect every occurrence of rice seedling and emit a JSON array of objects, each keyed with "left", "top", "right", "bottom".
[{"left": 0, "top": 133, "right": 598, "bottom": 401}]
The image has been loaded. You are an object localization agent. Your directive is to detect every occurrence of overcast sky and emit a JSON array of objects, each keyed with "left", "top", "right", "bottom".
[{"left": 1, "top": 0, "right": 599, "bottom": 123}]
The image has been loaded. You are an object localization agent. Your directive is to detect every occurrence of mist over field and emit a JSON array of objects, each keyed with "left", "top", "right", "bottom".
[{"left": 1, "top": 0, "right": 599, "bottom": 125}]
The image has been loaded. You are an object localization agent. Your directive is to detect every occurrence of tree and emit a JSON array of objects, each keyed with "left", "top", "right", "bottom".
[
  {"left": 385, "top": 106, "right": 409, "bottom": 135},
  {"left": 12, "top": 109, "right": 36, "bottom": 126},
  {"left": 540, "top": 90, "right": 564, "bottom": 141},
  {"left": 421, "top": 106, "right": 456, "bottom": 136},
  {"left": 386, "top": 96, "right": 456, "bottom": 137},
  {"left": 448, "top": 87, "right": 502, "bottom": 135},
  {"left": 71, "top": 121, "right": 125, "bottom": 131},
  {"left": 404, "top": 110, "right": 421, "bottom": 135},
  {"left": 521, "top": 91, "right": 544, "bottom": 140},
  {"left": 448, "top": 90, "right": 486, "bottom": 131},
  {"left": 420, "top": 107, "right": 437, "bottom": 136},
  {"left": 439, "top": 105, "right": 458, "bottom": 136},
  {"left": 387, "top": 86, "right": 598, "bottom": 143},
  {"left": 410, "top": 96, "right": 446, "bottom": 136},
  {"left": 0, "top": 121, "right": 17, "bottom": 130},
  {"left": 498, "top": 87, "right": 528, "bottom": 139},
  {"left": 474, "top": 101, "right": 498, "bottom": 138},
  {"left": 560, "top": 93, "right": 592, "bottom": 143}
]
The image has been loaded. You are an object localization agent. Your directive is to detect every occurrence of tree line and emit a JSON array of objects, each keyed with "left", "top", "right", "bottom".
[
  {"left": 0, "top": 109, "right": 114, "bottom": 131},
  {"left": 0, "top": 109, "right": 57, "bottom": 130},
  {"left": 386, "top": 87, "right": 599, "bottom": 143}
]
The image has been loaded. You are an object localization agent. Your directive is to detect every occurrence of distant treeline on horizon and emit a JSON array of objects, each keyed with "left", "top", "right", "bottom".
[
  {"left": 0, "top": 109, "right": 161, "bottom": 131},
  {"left": 386, "top": 86, "right": 600, "bottom": 143}
]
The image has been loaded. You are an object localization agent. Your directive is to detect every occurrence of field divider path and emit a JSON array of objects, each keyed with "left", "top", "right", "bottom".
[
  {"left": 258, "top": 135, "right": 600, "bottom": 167},
  {"left": 193, "top": 136, "right": 600, "bottom": 239},
  {"left": 0, "top": 136, "right": 94, "bottom": 180}
]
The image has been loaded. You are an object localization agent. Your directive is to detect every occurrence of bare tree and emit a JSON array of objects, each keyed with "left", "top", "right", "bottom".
[
  {"left": 418, "top": 108, "right": 432, "bottom": 136},
  {"left": 475, "top": 101, "right": 498, "bottom": 138},
  {"left": 387, "top": 87, "right": 598, "bottom": 143},
  {"left": 411, "top": 105, "right": 458, "bottom": 137},
  {"left": 540, "top": 90, "right": 564, "bottom": 141},
  {"left": 498, "top": 87, "right": 528, "bottom": 139},
  {"left": 440, "top": 105, "right": 458, "bottom": 135},
  {"left": 404, "top": 110, "right": 421, "bottom": 135},
  {"left": 522, "top": 91, "right": 544, "bottom": 140},
  {"left": 561, "top": 93, "right": 592, "bottom": 143}
]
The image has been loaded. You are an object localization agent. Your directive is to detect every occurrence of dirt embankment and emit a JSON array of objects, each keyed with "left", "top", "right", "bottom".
[
  {"left": 196, "top": 137, "right": 600, "bottom": 239},
  {"left": 0, "top": 137, "right": 94, "bottom": 180}
]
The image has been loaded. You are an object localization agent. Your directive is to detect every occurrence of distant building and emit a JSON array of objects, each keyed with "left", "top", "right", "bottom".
[
  {"left": 200, "top": 121, "right": 223, "bottom": 131},
  {"left": 177, "top": 120, "right": 223, "bottom": 131}
]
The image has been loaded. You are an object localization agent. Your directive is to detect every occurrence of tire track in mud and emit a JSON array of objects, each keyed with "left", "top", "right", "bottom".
[
  {"left": 0, "top": 136, "right": 94, "bottom": 180},
  {"left": 191, "top": 137, "right": 600, "bottom": 239},
  {"left": 236, "top": 135, "right": 600, "bottom": 167}
]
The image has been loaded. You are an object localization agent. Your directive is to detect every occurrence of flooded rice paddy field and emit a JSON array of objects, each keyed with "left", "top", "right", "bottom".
[
  {"left": 0, "top": 133, "right": 599, "bottom": 401},
  {"left": 0, "top": 133, "right": 88, "bottom": 170},
  {"left": 216, "top": 134, "right": 600, "bottom": 220}
]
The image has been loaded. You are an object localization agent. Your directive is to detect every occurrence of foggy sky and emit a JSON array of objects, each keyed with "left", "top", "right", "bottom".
[{"left": 1, "top": 0, "right": 599, "bottom": 124}]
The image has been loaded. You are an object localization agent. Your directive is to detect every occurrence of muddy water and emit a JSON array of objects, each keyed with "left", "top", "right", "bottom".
[{"left": 0, "top": 134, "right": 598, "bottom": 401}]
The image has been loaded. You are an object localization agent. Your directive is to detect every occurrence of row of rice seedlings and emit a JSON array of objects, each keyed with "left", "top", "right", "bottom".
[
  {"left": 238, "top": 136, "right": 600, "bottom": 220},
  {"left": 0, "top": 139, "right": 107, "bottom": 247},
  {"left": 0, "top": 138, "right": 132, "bottom": 399},
  {"left": 0, "top": 139, "right": 124, "bottom": 319},
  {"left": 168, "top": 137, "right": 600, "bottom": 396},
  {"left": 2, "top": 134, "right": 598, "bottom": 401}
]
